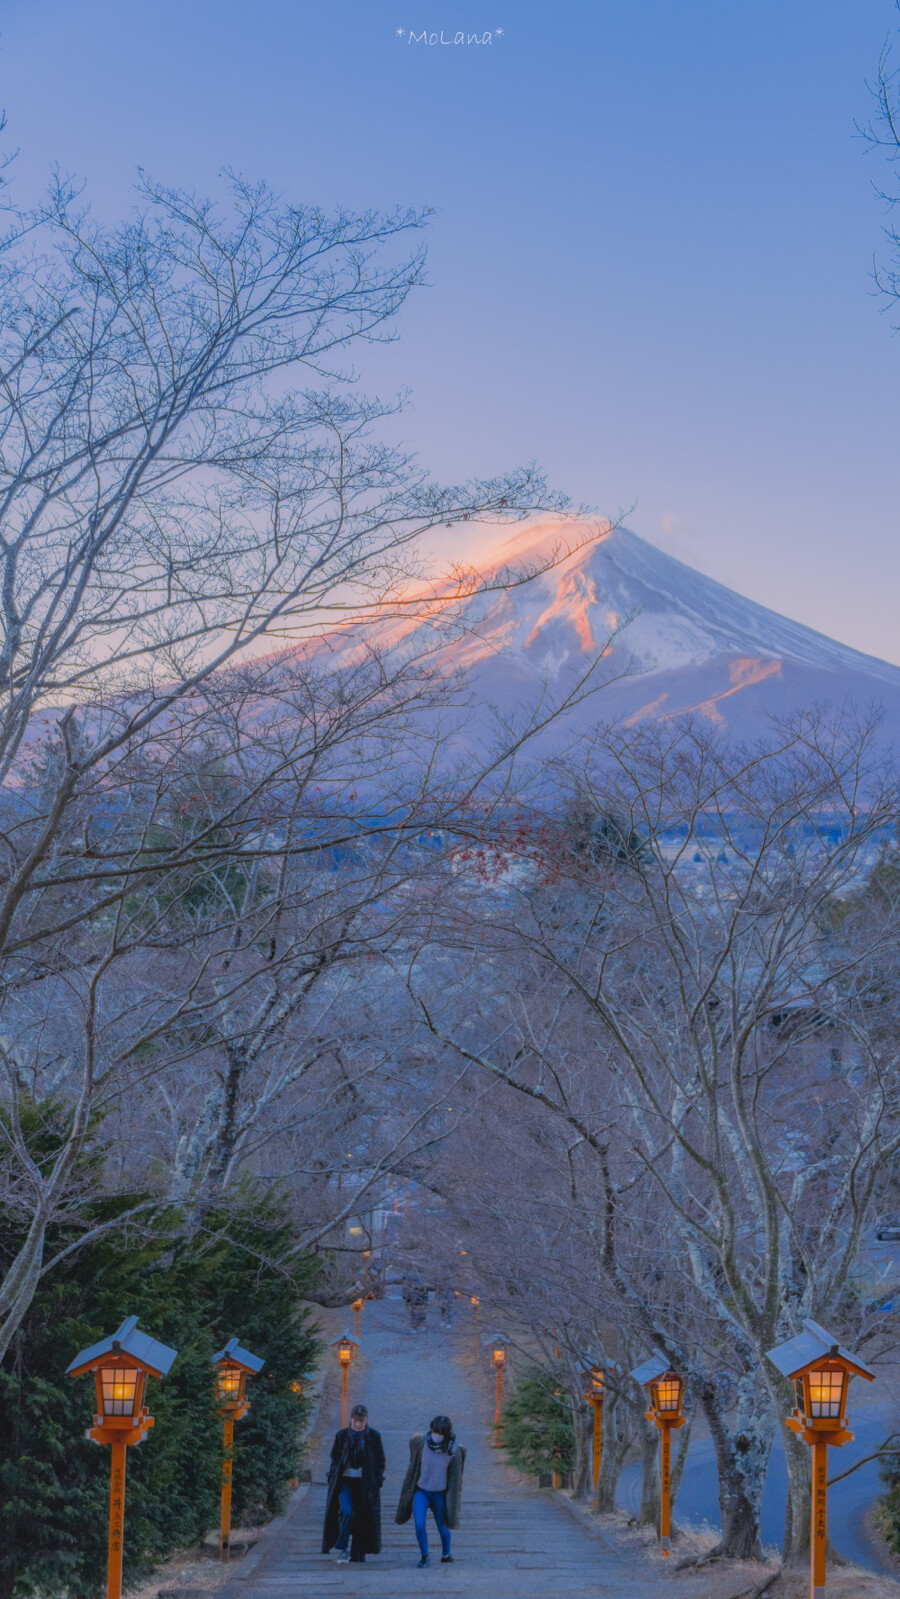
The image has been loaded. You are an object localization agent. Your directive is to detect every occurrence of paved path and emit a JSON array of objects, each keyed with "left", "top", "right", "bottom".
[{"left": 223, "top": 1296, "right": 699, "bottom": 1599}]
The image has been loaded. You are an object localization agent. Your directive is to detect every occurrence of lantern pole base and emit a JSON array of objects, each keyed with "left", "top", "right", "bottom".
[{"left": 660, "top": 1535, "right": 670, "bottom": 1557}]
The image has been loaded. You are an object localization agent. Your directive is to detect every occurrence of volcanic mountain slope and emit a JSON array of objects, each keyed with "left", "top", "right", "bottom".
[{"left": 306, "top": 520, "right": 900, "bottom": 751}]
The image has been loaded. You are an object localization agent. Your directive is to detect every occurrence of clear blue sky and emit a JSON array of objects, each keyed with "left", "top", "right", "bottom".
[{"left": 4, "top": 1, "right": 900, "bottom": 662}]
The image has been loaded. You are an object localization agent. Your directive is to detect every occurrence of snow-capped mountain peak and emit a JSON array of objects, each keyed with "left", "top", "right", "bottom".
[{"left": 300, "top": 518, "right": 900, "bottom": 747}]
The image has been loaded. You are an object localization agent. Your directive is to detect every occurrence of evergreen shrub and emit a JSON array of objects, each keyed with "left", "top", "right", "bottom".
[
  {"left": 0, "top": 1187, "right": 321, "bottom": 1599},
  {"left": 501, "top": 1370, "right": 575, "bottom": 1479},
  {"left": 880, "top": 1451, "right": 900, "bottom": 1554}
]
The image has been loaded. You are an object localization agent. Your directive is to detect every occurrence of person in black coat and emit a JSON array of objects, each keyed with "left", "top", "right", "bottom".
[{"left": 322, "top": 1404, "right": 386, "bottom": 1564}]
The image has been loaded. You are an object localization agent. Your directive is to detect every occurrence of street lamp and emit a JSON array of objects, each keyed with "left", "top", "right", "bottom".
[
  {"left": 650, "top": 1372, "right": 683, "bottom": 1417},
  {"left": 487, "top": 1335, "right": 508, "bottom": 1446},
  {"left": 470, "top": 1295, "right": 480, "bottom": 1359},
  {"left": 765, "top": 1319, "right": 875, "bottom": 1599},
  {"left": 67, "top": 1316, "right": 177, "bottom": 1599},
  {"left": 331, "top": 1331, "right": 359, "bottom": 1428},
  {"left": 581, "top": 1365, "right": 605, "bottom": 1499},
  {"left": 630, "top": 1353, "right": 686, "bottom": 1557},
  {"left": 212, "top": 1339, "right": 265, "bottom": 1561},
  {"left": 351, "top": 1296, "right": 364, "bottom": 1338}
]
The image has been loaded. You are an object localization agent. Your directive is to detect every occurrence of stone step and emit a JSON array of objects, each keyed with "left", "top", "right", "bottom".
[{"left": 219, "top": 1300, "right": 697, "bottom": 1599}]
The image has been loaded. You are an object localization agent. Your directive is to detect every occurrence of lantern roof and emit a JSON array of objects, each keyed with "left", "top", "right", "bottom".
[
  {"left": 211, "top": 1337, "right": 265, "bottom": 1375},
  {"left": 66, "top": 1315, "right": 177, "bottom": 1379},
  {"left": 330, "top": 1330, "right": 360, "bottom": 1349},
  {"left": 629, "top": 1351, "right": 671, "bottom": 1390},
  {"left": 765, "top": 1319, "right": 876, "bottom": 1384},
  {"left": 484, "top": 1331, "right": 509, "bottom": 1348}
]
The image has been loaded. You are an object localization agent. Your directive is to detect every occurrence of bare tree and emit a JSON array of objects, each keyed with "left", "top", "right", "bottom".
[
  {"left": 406, "top": 712, "right": 900, "bottom": 1565},
  {"left": 0, "top": 167, "right": 635, "bottom": 1359}
]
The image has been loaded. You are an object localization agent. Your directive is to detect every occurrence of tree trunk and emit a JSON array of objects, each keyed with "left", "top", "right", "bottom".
[
  {"left": 638, "top": 1413, "right": 660, "bottom": 1529},
  {"left": 699, "top": 1382, "right": 766, "bottom": 1560},
  {"left": 593, "top": 1388, "right": 631, "bottom": 1514},
  {"left": 781, "top": 1418, "right": 812, "bottom": 1566},
  {"left": 670, "top": 1412, "right": 693, "bottom": 1510},
  {"left": 570, "top": 1398, "right": 593, "bottom": 1501},
  {"left": 0, "top": 1206, "right": 48, "bottom": 1365}
]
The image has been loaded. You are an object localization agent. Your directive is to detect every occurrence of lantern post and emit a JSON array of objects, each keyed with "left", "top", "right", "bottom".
[
  {"left": 470, "top": 1295, "right": 480, "bottom": 1359},
  {"left": 630, "top": 1353, "right": 686, "bottom": 1557},
  {"left": 212, "top": 1339, "right": 265, "bottom": 1560},
  {"left": 765, "top": 1319, "right": 875, "bottom": 1599},
  {"left": 487, "top": 1335, "right": 508, "bottom": 1446},
  {"left": 331, "top": 1331, "right": 359, "bottom": 1428},
  {"left": 582, "top": 1366, "right": 605, "bottom": 1498},
  {"left": 67, "top": 1316, "right": 177, "bottom": 1599},
  {"left": 351, "top": 1296, "right": 364, "bottom": 1338}
]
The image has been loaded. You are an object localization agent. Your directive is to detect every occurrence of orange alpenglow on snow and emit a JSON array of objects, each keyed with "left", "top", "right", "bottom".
[{"left": 249, "top": 516, "right": 900, "bottom": 753}]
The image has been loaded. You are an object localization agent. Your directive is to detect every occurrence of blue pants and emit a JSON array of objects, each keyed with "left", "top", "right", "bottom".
[
  {"left": 413, "top": 1488, "right": 450, "bottom": 1559},
  {"left": 337, "top": 1481, "right": 365, "bottom": 1558}
]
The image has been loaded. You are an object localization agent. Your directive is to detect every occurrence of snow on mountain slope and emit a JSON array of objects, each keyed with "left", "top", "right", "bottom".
[{"left": 302, "top": 519, "right": 900, "bottom": 749}]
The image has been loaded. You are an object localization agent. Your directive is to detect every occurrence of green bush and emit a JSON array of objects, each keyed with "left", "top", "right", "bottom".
[
  {"left": 0, "top": 1190, "right": 321, "bottom": 1599},
  {"left": 501, "top": 1371, "right": 575, "bottom": 1479},
  {"left": 880, "top": 1450, "right": 900, "bottom": 1554}
]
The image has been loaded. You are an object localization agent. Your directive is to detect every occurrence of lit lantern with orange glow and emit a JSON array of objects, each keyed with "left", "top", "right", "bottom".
[
  {"left": 217, "top": 1366, "right": 243, "bottom": 1403},
  {"left": 487, "top": 1335, "right": 509, "bottom": 1446},
  {"left": 331, "top": 1331, "right": 360, "bottom": 1428},
  {"left": 582, "top": 1366, "right": 605, "bottom": 1497},
  {"left": 650, "top": 1371, "right": 684, "bottom": 1417},
  {"left": 351, "top": 1296, "right": 364, "bottom": 1338},
  {"left": 630, "top": 1353, "right": 686, "bottom": 1557},
  {"left": 67, "top": 1317, "right": 177, "bottom": 1599},
  {"left": 766, "top": 1319, "right": 874, "bottom": 1599},
  {"left": 212, "top": 1339, "right": 265, "bottom": 1560}
]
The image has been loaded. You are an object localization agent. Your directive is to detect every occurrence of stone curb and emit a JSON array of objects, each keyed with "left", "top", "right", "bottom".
[
  {"left": 216, "top": 1481, "right": 312, "bottom": 1596},
  {"left": 547, "top": 1488, "right": 617, "bottom": 1549}
]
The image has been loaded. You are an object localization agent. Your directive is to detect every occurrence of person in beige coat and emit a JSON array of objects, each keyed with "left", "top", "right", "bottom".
[{"left": 395, "top": 1415, "right": 465, "bottom": 1567}]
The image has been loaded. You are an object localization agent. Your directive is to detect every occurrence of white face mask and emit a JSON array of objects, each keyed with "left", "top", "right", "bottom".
[{"left": 430, "top": 1431, "right": 445, "bottom": 1442}]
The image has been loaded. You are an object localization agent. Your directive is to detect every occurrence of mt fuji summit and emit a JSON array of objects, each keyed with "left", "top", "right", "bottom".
[{"left": 318, "top": 520, "right": 900, "bottom": 749}]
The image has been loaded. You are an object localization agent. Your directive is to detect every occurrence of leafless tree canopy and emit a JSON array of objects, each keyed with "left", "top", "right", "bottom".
[
  {"left": 0, "top": 170, "right": 612, "bottom": 1363},
  {"left": 2, "top": 164, "right": 899, "bottom": 1584},
  {"left": 401, "top": 714, "right": 900, "bottom": 1562}
]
